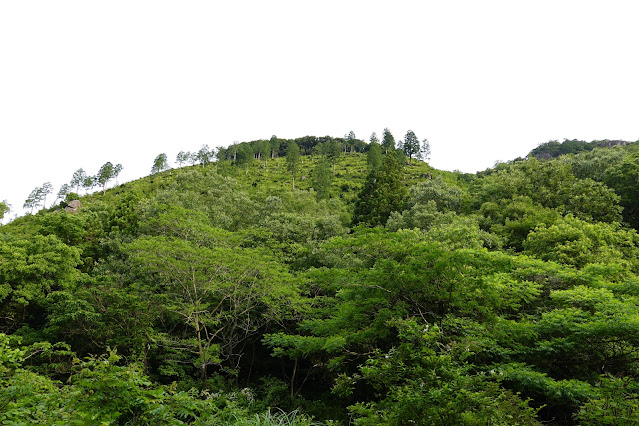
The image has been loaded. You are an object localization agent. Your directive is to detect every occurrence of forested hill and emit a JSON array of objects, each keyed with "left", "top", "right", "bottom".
[
  {"left": 2, "top": 135, "right": 639, "bottom": 424},
  {"left": 528, "top": 138, "right": 633, "bottom": 160}
]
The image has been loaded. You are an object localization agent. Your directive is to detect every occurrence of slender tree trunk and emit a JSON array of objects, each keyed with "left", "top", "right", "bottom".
[{"left": 291, "top": 357, "right": 298, "bottom": 397}]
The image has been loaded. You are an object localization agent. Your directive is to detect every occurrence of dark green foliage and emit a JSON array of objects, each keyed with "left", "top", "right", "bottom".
[
  {"left": 286, "top": 141, "right": 301, "bottom": 189},
  {"left": 530, "top": 139, "right": 595, "bottom": 159},
  {"left": 604, "top": 153, "right": 639, "bottom": 229},
  {"left": 402, "top": 129, "right": 420, "bottom": 164},
  {"left": 352, "top": 151, "right": 407, "bottom": 227}
]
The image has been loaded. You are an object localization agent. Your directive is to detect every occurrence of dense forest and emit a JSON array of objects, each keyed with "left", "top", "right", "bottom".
[{"left": 2, "top": 133, "right": 639, "bottom": 425}]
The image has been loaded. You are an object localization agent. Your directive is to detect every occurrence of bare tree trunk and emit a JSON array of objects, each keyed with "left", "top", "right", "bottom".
[{"left": 290, "top": 357, "right": 298, "bottom": 397}]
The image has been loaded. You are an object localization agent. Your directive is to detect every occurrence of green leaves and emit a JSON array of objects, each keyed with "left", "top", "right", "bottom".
[
  {"left": 0, "top": 235, "right": 82, "bottom": 332},
  {"left": 353, "top": 151, "right": 407, "bottom": 227},
  {"left": 523, "top": 215, "right": 639, "bottom": 270}
]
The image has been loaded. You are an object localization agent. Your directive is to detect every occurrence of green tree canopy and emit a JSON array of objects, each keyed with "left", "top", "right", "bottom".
[
  {"left": 367, "top": 140, "right": 383, "bottom": 172},
  {"left": 403, "top": 130, "right": 420, "bottom": 164},
  {"left": 286, "top": 141, "right": 301, "bottom": 190},
  {"left": 151, "top": 153, "right": 169, "bottom": 175},
  {"left": 353, "top": 150, "right": 407, "bottom": 227},
  {"left": 97, "top": 162, "right": 114, "bottom": 194},
  {"left": 311, "top": 158, "right": 333, "bottom": 200},
  {"left": 0, "top": 200, "right": 10, "bottom": 223},
  {"left": 381, "top": 127, "right": 395, "bottom": 154}
]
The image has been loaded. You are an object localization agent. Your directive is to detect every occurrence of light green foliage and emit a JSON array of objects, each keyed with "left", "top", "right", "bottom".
[
  {"left": 0, "top": 200, "right": 10, "bottom": 222},
  {"left": 406, "top": 176, "right": 464, "bottom": 213},
  {"left": 82, "top": 174, "right": 95, "bottom": 193},
  {"left": 197, "top": 144, "right": 214, "bottom": 165},
  {"left": 70, "top": 168, "right": 87, "bottom": 193},
  {"left": 385, "top": 177, "right": 474, "bottom": 244},
  {"left": 473, "top": 158, "right": 622, "bottom": 223},
  {"left": 0, "top": 234, "right": 82, "bottom": 332},
  {"left": 421, "top": 137, "right": 431, "bottom": 161},
  {"left": 176, "top": 150, "right": 189, "bottom": 167},
  {"left": 23, "top": 182, "right": 53, "bottom": 212},
  {"left": 523, "top": 215, "right": 639, "bottom": 270},
  {"left": 149, "top": 170, "right": 259, "bottom": 231},
  {"left": 151, "top": 153, "right": 170, "bottom": 174},
  {"left": 386, "top": 199, "right": 443, "bottom": 231},
  {"left": 567, "top": 145, "right": 628, "bottom": 181},
  {"left": 424, "top": 214, "right": 502, "bottom": 250},
  {"left": 56, "top": 183, "right": 71, "bottom": 204},
  {"left": 23, "top": 187, "right": 40, "bottom": 213},
  {"left": 97, "top": 161, "right": 115, "bottom": 194},
  {"left": 40, "top": 181, "right": 53, "bottom": 208}
]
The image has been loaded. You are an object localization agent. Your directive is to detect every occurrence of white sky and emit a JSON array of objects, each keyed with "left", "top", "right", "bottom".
[{"left": 2, "top": 1, "right": 638, "bottom": 221}]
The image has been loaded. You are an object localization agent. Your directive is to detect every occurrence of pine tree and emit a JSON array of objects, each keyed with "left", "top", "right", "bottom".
[
  {"left": 381, "top": 128, "right": 395, "bottom": 154},
  {"left": 312, "top": 158, "right": 333, "bottom": 200},
  {"left": 97, "top": 162, "right": 115, "bottom": 194},
  {"left": 403, "top": 130, "right": 420, "bottom": 164},
  {"left": 286, "top": 141, "right": 301, "bottom": 190},
  {"left": 367, "top": 141, "right": 383, "bottom": 172},
  {"left": 421, "top": 138, "right": 431, "bottom": 162},
  {"left": 353, "top": 150, "right": 407, "bottom": 226}
]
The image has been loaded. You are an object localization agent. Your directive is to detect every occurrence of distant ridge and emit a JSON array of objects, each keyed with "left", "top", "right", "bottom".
[{"left": 529, "top": 138, "right": 633, "bottom": 160}]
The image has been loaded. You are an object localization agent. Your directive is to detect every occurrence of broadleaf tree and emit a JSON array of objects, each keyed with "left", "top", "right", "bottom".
[
  {"left": 151, "top": 154, "right": 169, "bottom": 175},
  {"left": 97, "top": 162, "right": 114, "bottom": 194},
  {"left": 70, "top": 169, "right": 87, "bottom": 193},
  {"left": 0, "top": 200, "right": 10, "bottom": 223}
]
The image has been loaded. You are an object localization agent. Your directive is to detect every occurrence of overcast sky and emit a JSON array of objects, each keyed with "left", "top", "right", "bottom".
[{"left": 1, "top": 1, "right": 638, "bottom": 221}]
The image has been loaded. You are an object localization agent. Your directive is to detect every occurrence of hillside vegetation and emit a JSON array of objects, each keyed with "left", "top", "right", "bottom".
[{"left": 2, "top": 136, "right": 639, "bottom": 424}]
